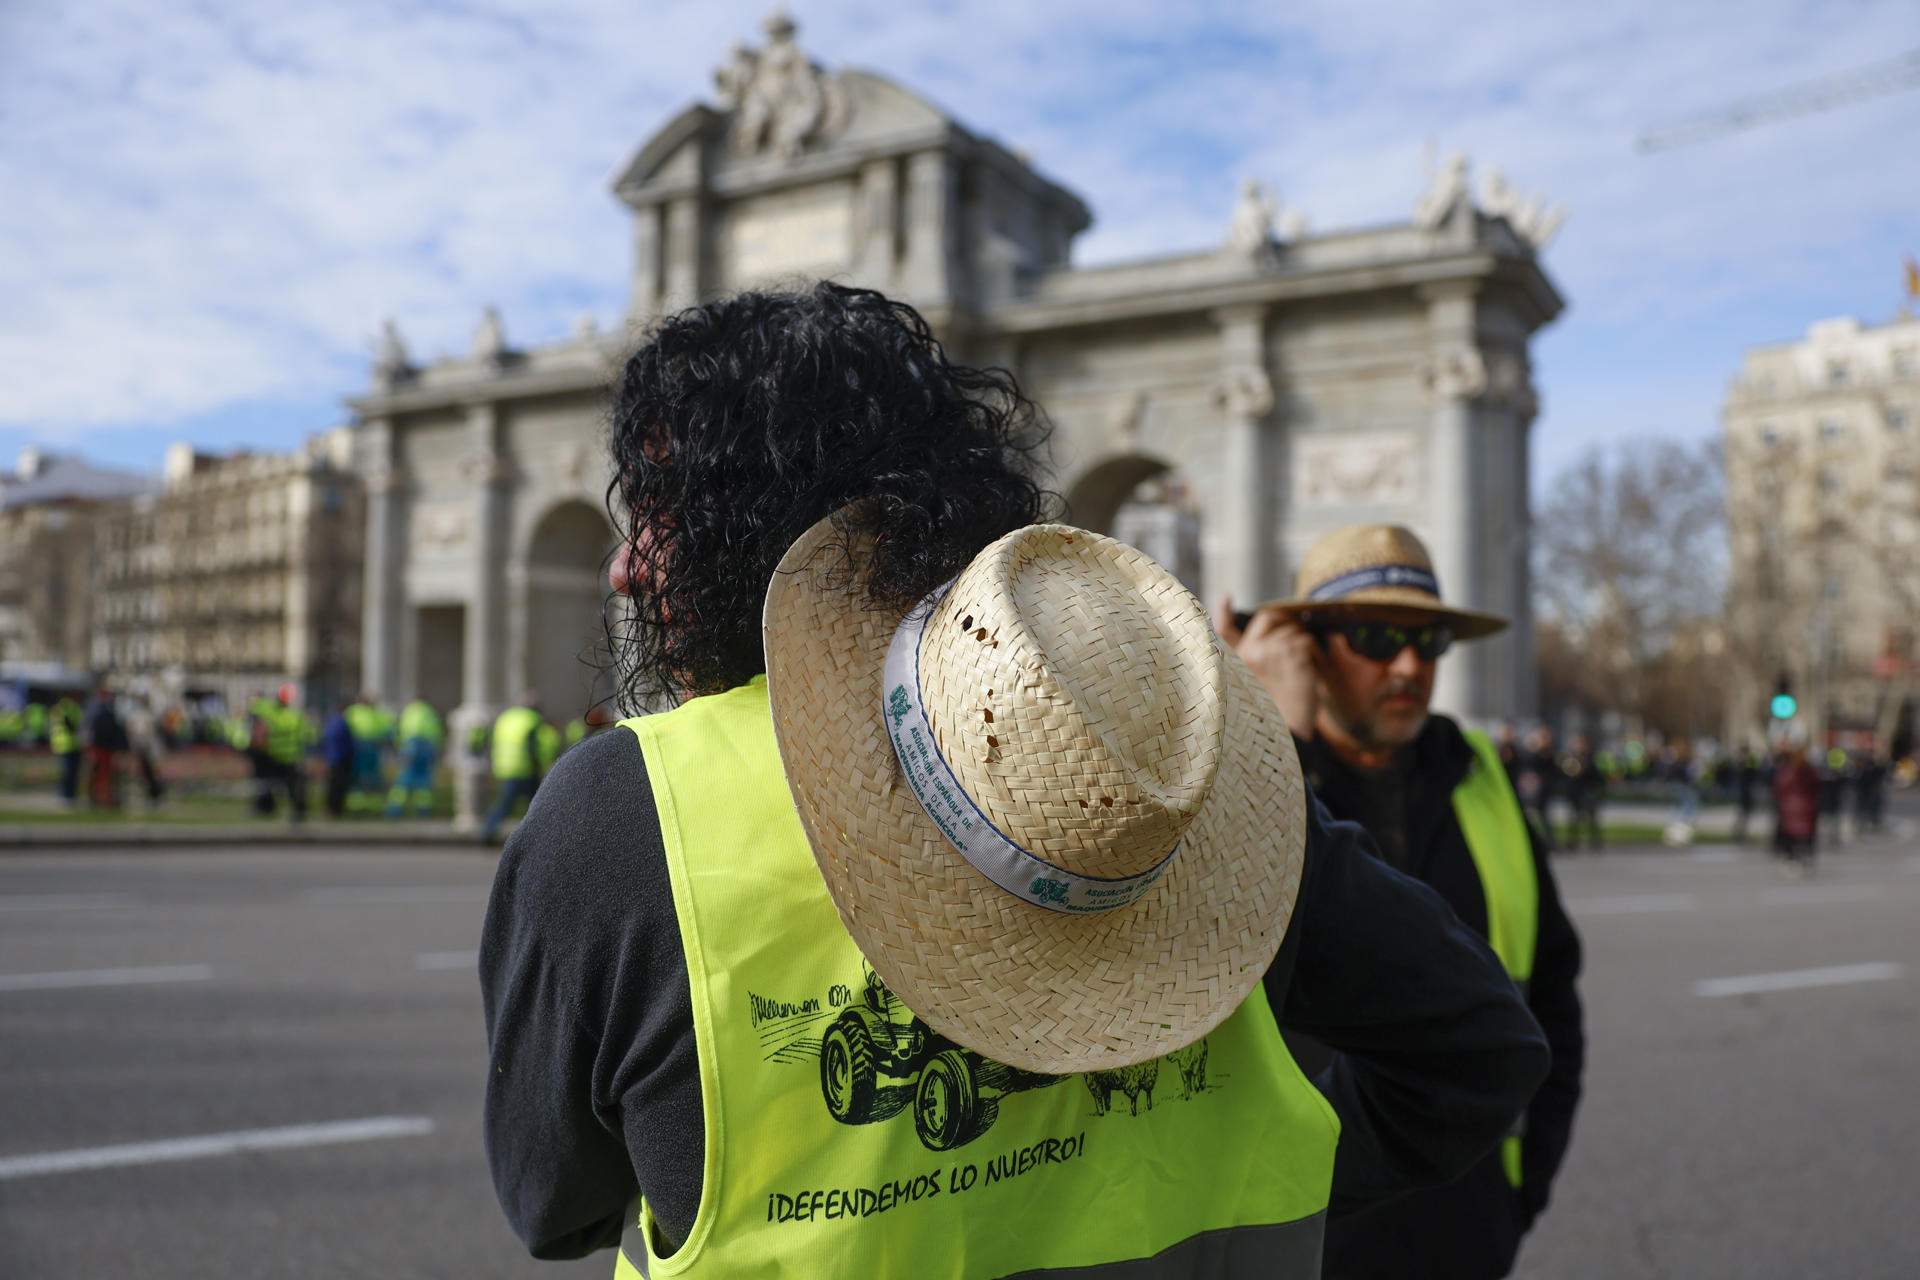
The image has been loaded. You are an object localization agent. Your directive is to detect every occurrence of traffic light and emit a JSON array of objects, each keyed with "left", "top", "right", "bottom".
[{"left": 1770, "top": 673, "right": 1798, "bottom": 721}]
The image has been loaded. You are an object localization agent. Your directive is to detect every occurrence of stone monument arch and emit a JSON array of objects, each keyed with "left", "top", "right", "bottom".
[
  {"left": 351, "top": 18, "right": 1563, "bottom": 827},
  {"left": 515, "top": 498, "right": 620, "bottom": 725}
]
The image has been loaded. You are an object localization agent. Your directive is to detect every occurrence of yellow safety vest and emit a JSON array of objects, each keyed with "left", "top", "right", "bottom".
[
  {"left": 491, "top": 706, "right": 543, "bottom": 781},
  {"left": 615, "top": 678, "right": 1338, "bottom": 1280},
  {"left": 49, "top": 699, "right": 81, "bottom": 755},
  {"left": 1451, "top": 728, "right": 1540, "bottom": 1189},
  {"left": 265, "top": 705, "right": 305, "bottom": 765}
]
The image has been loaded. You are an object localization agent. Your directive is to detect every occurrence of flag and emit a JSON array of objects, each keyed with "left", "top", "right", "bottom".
[{"left": 1907, "top": 254, "right": 1920, "bottom": 300}]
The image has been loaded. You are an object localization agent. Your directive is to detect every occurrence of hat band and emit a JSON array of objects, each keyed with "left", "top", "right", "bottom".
[
  {"left": 882, "top": 586, "right": 1176, "bottom": 915},
  {"left": 1307, "top": 563, "right": 1440, "bottom": 602}
]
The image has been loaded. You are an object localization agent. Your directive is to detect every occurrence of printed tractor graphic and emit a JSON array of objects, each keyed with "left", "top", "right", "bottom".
[{"left": 820, "top": 968, "right": 1061, "bottom": 1151}]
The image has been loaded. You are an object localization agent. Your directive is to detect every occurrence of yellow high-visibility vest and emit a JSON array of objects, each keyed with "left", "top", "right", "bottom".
[
  {"left": 613, "top": 678, "right": 1338, "bottom": 1279},
  {"left": 1453, "top": 728, "right": 1540, "bottom": 1190},
  {"left": 490, "top": 706, "right": 543, "bottom": 781}
]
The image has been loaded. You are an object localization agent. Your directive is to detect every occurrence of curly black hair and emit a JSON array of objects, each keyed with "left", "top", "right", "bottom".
[{"left": 605, "top": 282, "right": 1059, "bottom": 706}]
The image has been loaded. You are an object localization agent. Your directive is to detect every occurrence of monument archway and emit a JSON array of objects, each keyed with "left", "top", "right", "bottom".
[
  {"left": 519, "top": 500, "right": 619, "bottom": 723},
  {"left": 1066, "top": 455, "right": 1205, "bottom": 597}
]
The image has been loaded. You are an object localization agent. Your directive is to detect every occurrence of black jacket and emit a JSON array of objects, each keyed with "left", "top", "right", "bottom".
[
  {"left": 480, "top": 722, "right": 1549, "bottom": 1261},
  {"left": 1302, "top": 714, "right": 1586, "bottom": 1280}
]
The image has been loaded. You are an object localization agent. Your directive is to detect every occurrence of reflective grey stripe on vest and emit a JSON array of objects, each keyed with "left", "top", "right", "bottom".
[{"left": 619, "top": 1212, "right": 1325, "bottom": 1279}]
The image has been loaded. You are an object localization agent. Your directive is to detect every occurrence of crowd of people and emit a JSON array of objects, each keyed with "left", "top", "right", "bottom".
[
  {"left": 1488, "top": 723, "right": 1902, "bottom": 854},
  {"left": 1, "top": 686, "right": 604, "bottom": 830}
]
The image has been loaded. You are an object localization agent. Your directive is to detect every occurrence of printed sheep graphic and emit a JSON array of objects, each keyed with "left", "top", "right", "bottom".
[
  {"left": 1085, "top": 1059, "right": 1159, "bottom": 1116},
  {"left": 1167, "top": 1039, "right": 1209, "bottom": 1099},
  {"left": 1084, "top": 1038, "right": 1211, "bottom": 1117}
]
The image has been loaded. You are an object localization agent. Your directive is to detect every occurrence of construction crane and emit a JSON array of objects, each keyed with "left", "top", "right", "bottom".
[{"left": 1636, "top": 47, "right": 1920, "bottom": 152}]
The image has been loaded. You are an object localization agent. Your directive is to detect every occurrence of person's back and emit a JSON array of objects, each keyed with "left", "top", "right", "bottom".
[{"left": 480, "top": 284, "right": 1548, "bottom": 1278}]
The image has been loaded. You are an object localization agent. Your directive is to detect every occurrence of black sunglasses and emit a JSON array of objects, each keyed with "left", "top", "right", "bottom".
[{"left": 1322, "top": 620, "right": 1454, "bottom": 662}]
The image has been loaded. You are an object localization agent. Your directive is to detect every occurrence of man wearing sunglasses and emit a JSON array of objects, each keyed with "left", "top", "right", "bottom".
[{"left": 1216, "top": 523, "right": 1585, "bottom": 1280}]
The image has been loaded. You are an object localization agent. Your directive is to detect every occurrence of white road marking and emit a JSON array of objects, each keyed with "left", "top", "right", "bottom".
[
  {"left": 415, "top": 950, "right": 478, "bottom": 971},
  {"left": 0, "top": 893, "right": 138, "bottom": 913},
  {"left": 1693, "top": 962, "right": 1905, "bottom": 999},
  {"left": 302, "top": 886, "right": 489, "bottom": 906},
  {"left": 1567, "top": 892, "right": 1697, "bottom": 915},
  {"left": 0, "top": 1116, "right": 436, "bottom": 1181},
  {"left": 0, "top": 964, "right": 213, "bottom": 993},
  {"left": 1760, "top": 884, "right": 1882, "bottom": 906}
]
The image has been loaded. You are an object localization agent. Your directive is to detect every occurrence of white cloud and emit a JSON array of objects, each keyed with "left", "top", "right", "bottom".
[{"left": 3, "top": 0, "right": 1916, "bottom": 475}]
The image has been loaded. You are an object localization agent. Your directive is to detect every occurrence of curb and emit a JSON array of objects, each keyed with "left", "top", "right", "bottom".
[{"left": 0, "top": 823, "right": 491, "bottom": 852}]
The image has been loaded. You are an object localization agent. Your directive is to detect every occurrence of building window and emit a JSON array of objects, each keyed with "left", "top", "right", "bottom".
[
  {"left": 1820, "top": 417, "right": 1845, "bottom": 441},
  {"left": 1817, "top": 468, "right": 1841, "bottom": 494},
  {"left": 1890, "top": 408, "right": 1911, "bottom": 432},
  {"left": 1827, "top": 360, "right": 1851, "bottom": 387},
  {"left": 1895, "top": 347, "right": 1916, "bottom": 378},
  {"left": 1758, "top": 422, "right": 1780, "bottom": 445}
]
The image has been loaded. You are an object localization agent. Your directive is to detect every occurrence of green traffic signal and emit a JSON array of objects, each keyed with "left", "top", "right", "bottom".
[{"left": 1770, "top": 693, "right": 1798, "bottom": 720}]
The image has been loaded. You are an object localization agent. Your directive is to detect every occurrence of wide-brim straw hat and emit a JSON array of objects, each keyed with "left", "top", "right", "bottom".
[
  {"left": 763, "top": 512, "right": 1307, "bottom": 1074},
  {"left": 1260, "top": 523, "right": 1507, "bottom": 639}
]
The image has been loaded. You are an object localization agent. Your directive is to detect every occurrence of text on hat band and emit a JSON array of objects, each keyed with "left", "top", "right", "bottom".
[{"left": 881, "top": 584, "right": 1178, "bottom": 916}]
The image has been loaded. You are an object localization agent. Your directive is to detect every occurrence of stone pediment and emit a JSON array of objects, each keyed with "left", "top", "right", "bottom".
[
  {"left": 612, "top": 70, "right": 953, "bottom": 204},
  {"left": 610, "top": 13, "right": 1067, "bottom": 211}
]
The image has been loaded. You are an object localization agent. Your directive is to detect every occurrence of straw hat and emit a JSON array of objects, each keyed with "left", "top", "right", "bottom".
[
  {"left": 763, "top": 513, "right": 1307, "bottom": 1074},
  {"left": 1261, "top": 524, "right": 1507, "bottom": 639}
]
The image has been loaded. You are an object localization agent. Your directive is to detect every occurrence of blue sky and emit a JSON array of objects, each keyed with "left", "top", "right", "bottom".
[{"left": 3, "top": 0, "right": 1916, "bottom": 491}]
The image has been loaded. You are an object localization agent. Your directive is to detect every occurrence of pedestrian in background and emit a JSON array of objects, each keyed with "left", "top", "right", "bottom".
[
  {"left": 1515, "top": 725, "right": 1558, "bottom": 850},
  {"left": 481, "top": 693, "right": 544, "bottom": 844},
  {"left": 320, "top": 702, "right": 355, "bottom": 818},
  {"left": 386, "top": 697, "right": 444, "bottom": 818},
  {"left": 1560, "top": 732, "right": 1604, "bottom": 850},
  {"left": 83, "top": 686, "right": 127, "bottom": 809},
  {"left": 48, "top": 693, "right": 83, "bottom": 807},
  {"left": 1733, "top": 747, "right": 1763, "bottom": 844},
  {"left": 124, "top": 696, "right": 166, "bottom": 808},
  {"left": 344, "top": 692, "right": 391, "bottom": 806},
  {"left": 1218, "top": 522, "right": 1584, "bottom": 1280},
  {"left": 1857, "top": 755, "right": 1888, "bottom": 832},
  {"left": 253, "top": 685, "right": 307, "bottom": 823},
  {"left": 1772, "top": 742, "right": 1820, "bottom": 870}
]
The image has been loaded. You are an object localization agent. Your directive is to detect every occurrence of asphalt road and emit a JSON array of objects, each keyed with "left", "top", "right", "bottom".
[{"left": 0, "top": 835, "right": 1915, "bottom": 1279}]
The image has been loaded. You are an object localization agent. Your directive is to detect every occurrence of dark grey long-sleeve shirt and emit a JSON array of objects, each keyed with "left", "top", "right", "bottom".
[{"left": 480, "top": 724, "right": 1549, "bottom": 1260}]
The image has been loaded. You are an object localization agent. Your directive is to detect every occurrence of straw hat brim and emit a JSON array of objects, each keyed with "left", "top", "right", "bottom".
[
  {"left": 1262, "top": 589, "right": 1509, "bottom": 640},
  {"left": 763, "top": 514, "right": 1307, "bottom": 1075}
]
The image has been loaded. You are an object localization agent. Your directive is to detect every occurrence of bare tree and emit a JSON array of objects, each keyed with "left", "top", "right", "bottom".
[{"left": 1534, "top": 439, "right": 1727, "bottom": 737}]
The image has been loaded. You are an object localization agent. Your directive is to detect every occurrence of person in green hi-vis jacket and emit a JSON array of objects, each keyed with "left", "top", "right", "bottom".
[
  {"left": 49, "top": 695, "right": 84, "bottom": 806},
  {"left": 387, "top": 697, "right": 445, "bottom": 818},
  {"left": 481, "top": 693, "right": 545, "bottom": 843}
]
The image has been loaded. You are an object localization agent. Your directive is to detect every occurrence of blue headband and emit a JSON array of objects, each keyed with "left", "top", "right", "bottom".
[{"left": 1307, "top": 563, "right": 1441, "bottom": 602}]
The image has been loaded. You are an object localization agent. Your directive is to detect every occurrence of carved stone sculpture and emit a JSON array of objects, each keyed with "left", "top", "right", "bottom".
[
  {"left": 472, "top": 306, "right": 507, "bottom": 365},
  {"left": 1425, "top": 345, "right": 1488, "bottom": 401},
  {"left": 1226, "top": 179, "right": 1276, "bottom": 253},
  {"left": 1414, "top": 151, "right": 1472, "bottom": 230},
  {"left": 713, "top": 11, "right": 848, "bottom": 161},
  {"left": 373, "top": 319, "right": 412, "bottom": 388},
  {"left": 1213, "top": 366, "right": 1275, "bottom": 418},
  {"left": 1479, "top": 166, "right": 1568, "bottom": 250}
]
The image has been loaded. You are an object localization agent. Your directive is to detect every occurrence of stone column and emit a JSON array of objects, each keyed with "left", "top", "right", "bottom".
[
  {"left": 902, "top": 150, "right": 953, "bottom": 304},
  {"left": 663, "top": 196, "right": 702, "bottom": 312},
  {"left": 359, "top": 419, "right": 405, "bottom": 704},
  {"left": 453, "top": 401, "right": 511, "bottom": 832},
  {"left": 1421, "top": 284, "right": 1486, "bottom": 721},
  {"left": 630, "top": 203, "right": 663, "bottom": 320},
  {"left": 1211, "top": 306, "right": 1276, "bottom": 608},
  {"left": 855, "top": 159, "right": 899, "bottom": 288}
]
